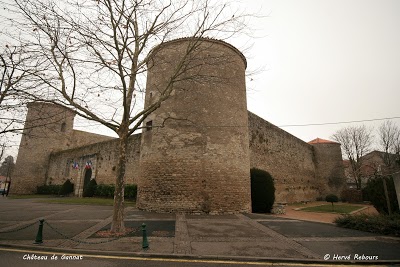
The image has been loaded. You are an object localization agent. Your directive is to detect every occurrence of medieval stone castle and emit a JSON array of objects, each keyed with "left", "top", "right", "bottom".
[{"left": 12, "top": 38, "right": 345, "bottom": 214}]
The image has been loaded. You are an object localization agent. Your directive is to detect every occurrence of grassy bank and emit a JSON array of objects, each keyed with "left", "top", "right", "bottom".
[{"left": 300, "top": 204, "right": 363, "bottom": 214}]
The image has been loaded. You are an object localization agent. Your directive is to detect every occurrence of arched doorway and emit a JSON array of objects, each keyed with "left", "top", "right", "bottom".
[
  {"left": 250, "top": 168, "right": 275, "bottom": 213},
  {"left": 83, "top": 168, "right": 92, "bottom": 193}
]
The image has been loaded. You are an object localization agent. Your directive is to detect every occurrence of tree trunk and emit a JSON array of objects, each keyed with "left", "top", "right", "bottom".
[
  {"left": 111, "top": 134, "right": 128, "bottom": 233},
  {"left": 382, "top": 177, "right": 392, "bottom": 215}
]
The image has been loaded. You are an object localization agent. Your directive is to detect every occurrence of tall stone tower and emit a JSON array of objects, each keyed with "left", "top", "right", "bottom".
[
  {"left": 309, "top": 138, "right": 346, "bottom": 197},
  {"left": 138, "top": 38, "right": 251, "bottom": 214},
  {"left": 12, "top": 102, "right": 75, "bottom": 194}
]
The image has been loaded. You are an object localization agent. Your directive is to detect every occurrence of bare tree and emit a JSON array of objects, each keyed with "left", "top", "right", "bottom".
[
  {"left": 0, "top": 44, "right": 31, "bottom": 133},
  {"left": 332, "top": 125, "right": 374, "bottom": 189},
  {"left": 0, "top": 155, "right": 14, "bottom": 176},
  {"left": 376, "top": 121, "right": 400, "bottom": 215},
  {"left": 1, "top": 43, "right": 62, "bottom": 157},
  {"left": 0, "top": 143, "right": 5, "bottom": 161},
  {"left": 0, "top": 43, "right": 30, "bottom": 159},
  {"left": 378, "top": 120, "right": 400, "bottom": 168},
  {"left": 3, "top": 0, "right": 252, "bottom": 232}
]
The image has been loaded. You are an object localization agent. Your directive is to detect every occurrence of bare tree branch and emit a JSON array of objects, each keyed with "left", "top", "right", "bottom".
[
  {"left": 378, "top": 120, "right": 400, "bottom": 169},
  {"left": 2, "top": 0, "right": 254, "bottom": 233},
  {"left": 332, "top": 125, "right": 374, "bottom": 189}
]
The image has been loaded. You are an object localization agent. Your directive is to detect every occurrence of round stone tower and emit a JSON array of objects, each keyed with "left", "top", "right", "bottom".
[
  {"left": 309, "top": 138, "right": 346, "bottom": 197},
  {"left": 137, "top": 38, "right": 251, "bottom": 214}
]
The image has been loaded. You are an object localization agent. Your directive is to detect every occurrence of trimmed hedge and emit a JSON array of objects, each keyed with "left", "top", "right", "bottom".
[
  {"left": 335, "top": 214, "right": 400, "bottom": 237},
  {"left": 36, "top": 182, "right": 137, "bottom": 200},
  {"left": 125, "top": 184, "right": 137, "bottom": 199},
  {"left": 59, "top": 179, "right": 74, "bottom": 196},
  {"left": 94, "top": 184, "right": 137, "bottom": 200},
  {"left": 37, "top": 185, "right": 62, "bottom": 195},
  {"left": 95, "top": 184, "right": 115, "bottom": 198},
  {"left": 326, "top": 194, "right": 339, "bottom": 203},
  {"left": 325, "top": 194, "right": 339, "bottom": 211},
  {"left": 83, "top": 179, "right": 97, "bottom": 197}
]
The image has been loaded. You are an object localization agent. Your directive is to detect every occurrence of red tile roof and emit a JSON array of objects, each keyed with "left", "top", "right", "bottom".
[{"left": 308, "top": 138, "right": 339, "bottom": 145}]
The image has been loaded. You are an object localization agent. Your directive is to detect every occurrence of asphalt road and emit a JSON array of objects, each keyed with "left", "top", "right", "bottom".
[
  {"left": 1, "top": 248, "right": 385, "bottom": 267},
  {"left": 1, "top": 199, "right": 399, "bottom": 264}
]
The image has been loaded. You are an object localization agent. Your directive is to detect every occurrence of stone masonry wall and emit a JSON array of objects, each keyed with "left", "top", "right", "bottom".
[
  {"left": 71, "top": 130, "right": 114, "bottom": 148},
  {"left": 312, "top": 143, "right": 346, "bottom": 197},
  {"left": 138, "top": 38, "right": 251, "bottom": 214},
  {"left": 12, "top": 102, "right": 76, "bottom": 194},
  {"left": 248, "top": 112, "right": 319, "bottom": 203},
  {"left": 47, "top": 134, "right": 141, "bottom": 196},
  {"left": 12, "top": 102, "right": 116, "bottom": 194}
]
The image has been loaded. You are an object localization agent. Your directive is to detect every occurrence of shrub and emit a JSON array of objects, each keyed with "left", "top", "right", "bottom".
[
  {"left": 362, "top": 175, "right": 399, "bottom": 214},
  {"left": 250, "top": 168, "right": 275, "bottom": 213},
  {"left": 59, "top": 179, "right": 74, "bottom": 196},
  {"left": 83, "top": 179, "right": 97, "bottom": 197},
  {"left": 124, "top": 184, "right": 137, "bottom": 200},
  {"left": 37, "top": 184, "right": 62, "bottom": 195},
  {"left": 341, "top": 189, "right": 363, "bottom": 203},
  {"left": 334, "top": 214, "right": 400, "bottom": 237},
  {"left": 95, "top": 184, "right": 115, "bottom": 197},
  {"left": 326, "top": 194, "right": 339, "bottom": 202},
  {"left": 94, "top": 184, "right": 137, "bottom": 199},
  {"left": 325, "top": 194, "right": 339, "bottom": 211}
]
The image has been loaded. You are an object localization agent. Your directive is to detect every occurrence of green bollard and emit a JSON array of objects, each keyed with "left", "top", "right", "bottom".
[
  {"left": 142, "top": 223, "right": 149, "bottom": 249},
  {"left": 34, "top": 219, "right": 45, "bottom": 244}
]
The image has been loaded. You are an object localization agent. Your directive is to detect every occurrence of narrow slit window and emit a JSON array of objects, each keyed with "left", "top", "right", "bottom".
[
  {"left": 146, "top": 120, "right": 152, "bottom": 131},
  {"left": 61, "top": 122, "right": 66, "bottom": 132}
]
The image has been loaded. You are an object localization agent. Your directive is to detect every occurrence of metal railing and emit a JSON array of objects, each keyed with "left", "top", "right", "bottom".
[{"left": 0, "top": 219, "right": 150, "bottom": 249}]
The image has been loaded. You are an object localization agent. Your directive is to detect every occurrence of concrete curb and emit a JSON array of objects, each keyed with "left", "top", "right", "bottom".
[
  {"left": 1, "top": 242, "right": 399, "bottom": 265},
  {"left": 349, "top": 206, "right": 369, "bottom": 214}
]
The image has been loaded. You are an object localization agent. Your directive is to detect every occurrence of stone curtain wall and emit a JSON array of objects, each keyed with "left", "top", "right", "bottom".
[
  {"left": 70, "top": 130, "right": 114, "bottom": 148},
  {"left": 138, "top": 38, "right": 251, "bottom": 214},
  {"left": 248, "top": 112, "right": 319, "bottom": 203},
  {"left": 47, "top": 134, "right": 141, "bottom": 195}
]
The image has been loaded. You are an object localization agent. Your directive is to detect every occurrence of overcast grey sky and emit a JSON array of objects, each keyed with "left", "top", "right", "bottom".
[
  {"left": 3, "top": 0, "right": 400, "bottom": 157},
  {"left": 242, "top": 0, "right": 400, "bottom": 144},
  {"left": 74, "top": 0, "right": 400, "bottom": 144}
]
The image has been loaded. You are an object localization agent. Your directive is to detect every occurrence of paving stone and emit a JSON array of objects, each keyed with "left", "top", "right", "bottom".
[{"left": 259, "top": 220, "right": 380, "bottom": 238}]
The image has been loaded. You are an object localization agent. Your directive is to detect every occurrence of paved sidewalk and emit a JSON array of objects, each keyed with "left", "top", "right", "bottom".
[{"left": 0, "top": 198, "right": 399, "bottom": 263}]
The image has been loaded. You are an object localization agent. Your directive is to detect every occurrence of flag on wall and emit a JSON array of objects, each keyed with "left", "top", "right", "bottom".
[
  {"left": 72, "top": 162, "right": 79, "bottom": 169},
  {"left": 85, "top": 160, "right": 92, "bottom": 169}
]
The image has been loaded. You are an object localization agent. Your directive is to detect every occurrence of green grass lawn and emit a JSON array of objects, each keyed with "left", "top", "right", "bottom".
[
  {"left": 9, "top": 195, "right": 136, "bottom": 206},
  {"left": 9, "top": 194, "right": 55, "bottom": 199},
  {"left": 38, "top": 197, "right": 136, "bottom": 206},
  {"left": 301, "top": 204, "right": 363, "bottom": 214}
]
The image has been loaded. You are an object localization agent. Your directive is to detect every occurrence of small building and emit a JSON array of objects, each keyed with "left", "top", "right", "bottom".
[{"left": 344, "top": 150, "right": 400, "bottom": 189}]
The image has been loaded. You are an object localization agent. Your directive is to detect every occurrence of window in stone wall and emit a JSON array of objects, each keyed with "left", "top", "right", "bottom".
[
  {"left": 65, "top": 160, "right": 71, "bottom": 177},
  {"left": 146, "top": 120, "right": 152, "bottom": 131},
  {"left": 61, "top": 122, "right": 66, "bottom": 132}
]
